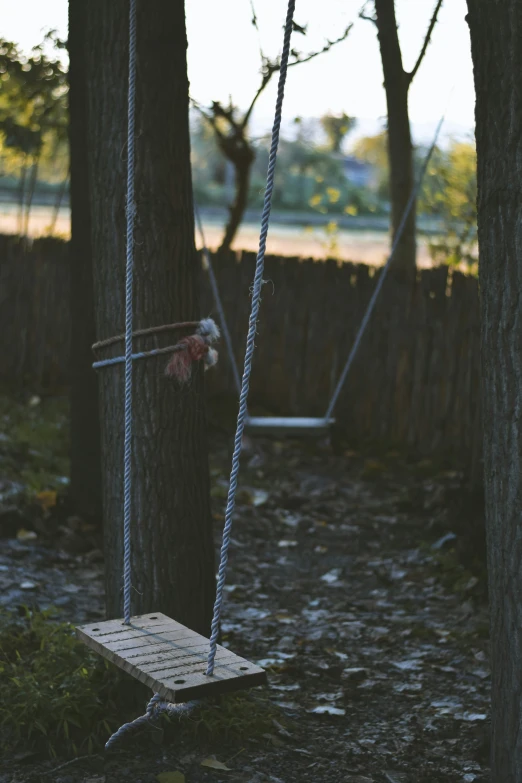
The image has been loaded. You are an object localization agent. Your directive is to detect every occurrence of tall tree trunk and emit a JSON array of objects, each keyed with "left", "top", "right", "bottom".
[
  {"left": 374, "top": 0, "right": 416, "bottom": 276},
  {"left": 17, "top": 159, "right": 26, "bottom": 236},
  {"left": 219, "top": 151, "right": 254, "bottom": 253},
  {"left": 466, "top": 1, "right": 522, "bottom": 780},
  {"left": 68, "top": 1, "right": 103, "bottom": 524},
  {"left": 23, "top": 156, "right": 39, "bottom": 238},
  {"left": 85, "top": 0, "right": 215, "bottom": 635},
  {"left": 48, "top": 171, "right": 69, "bottom": 236}
]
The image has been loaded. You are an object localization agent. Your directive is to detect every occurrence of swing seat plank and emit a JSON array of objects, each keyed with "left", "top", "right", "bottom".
[
  {"left": 77, "top": 613, "right": 266, "bottom": 702},
  {"left": 245, "top": 416, "right": 334, "bottom": 436}
]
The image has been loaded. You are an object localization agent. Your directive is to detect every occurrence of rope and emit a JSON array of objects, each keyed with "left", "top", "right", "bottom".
[
  {"left": 206, "top": 0, "right": 296, "bottom": 676},
  {"left": 93, "top": 321, "right": 200, "bottom": 352},
  {"left": 92, "top": 318, "right": 220, "bottom": 372},
  {"left": 324, "top": 111, "right": 447, "bottom": 421},
  {"left": 105, "top": 694, "right": 200, "bottom": 751},
  {"left": 94, "top": 345, "right": 186, "bottom": 369},
  {"left": 122, "top": 0, "right": 137, "bottom": 626},
  {"left": 195, "top": 204, "right": 242, "bottom": 396}
]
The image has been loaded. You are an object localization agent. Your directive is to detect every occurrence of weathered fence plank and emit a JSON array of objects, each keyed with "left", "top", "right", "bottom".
[{"left": 0, "top": 236, "right": 480, "bottom": 469}]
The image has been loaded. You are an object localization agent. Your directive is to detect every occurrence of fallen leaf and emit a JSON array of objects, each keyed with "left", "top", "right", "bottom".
[
  {"left": 157, "top": 773, "right": 185, "bottom": 783},
  {"left": 309, "top": 705, "right": 346, "bottom": 716},
  {"left": 262, "top": 732, "right": 285, "bottom": 747},
  {"left": 392, "top": 659, "right": 422, "bottom": 671},
  {"left": 20, "top": 581, "right": 38, "bottom": 590},
  {"left": 36, "top": 490, "right": 57, "bottom": 510},
  {"left": 200, "top": 758, "right": 231, "bottom": 771},
  {"left": 252, "top": 488, "right": 269, "bottom": 506},
  {"left": 16, "top": 528, "right": 37, "bottom": 542},
  {"left": 320, "top": 568, "right": 341, "bottom": 584}
]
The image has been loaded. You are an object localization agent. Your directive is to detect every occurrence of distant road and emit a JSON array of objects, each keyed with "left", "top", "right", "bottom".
[{"left": 0, "top": 199, "right": 438, "bottom": 266}]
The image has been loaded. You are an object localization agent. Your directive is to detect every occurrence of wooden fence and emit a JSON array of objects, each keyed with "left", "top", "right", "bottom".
[{"left": 0, "top": 235, "right": 482, "bottom": 470}]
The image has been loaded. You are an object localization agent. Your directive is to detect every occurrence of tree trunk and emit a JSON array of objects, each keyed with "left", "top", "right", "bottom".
[
  {"left": 374, "top": 0, "right": 416, "bottom": 276},
  {"left": 219, "top": 150, "right": 254, "bottom": 252},
  {"left": 68, "top": 1, "right": 103, "bottom": 524},
  {"left": 17, "top": 160, "right": 26, "bottom": 236},
  {"left": 466, "top": 1, "right": 522, "bottom": 779},
  {"left": 48, "top": 171, "right": 69, "bottom": 236},
  {"left": 23, "top": 156, "right": 39, "bottom": 238},
  {"left": 85, "top": 0, "right": 215, "bottom": 636}
]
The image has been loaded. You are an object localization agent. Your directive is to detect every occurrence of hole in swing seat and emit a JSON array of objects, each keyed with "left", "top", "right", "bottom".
[
  {"left": 174, "top": 679, "right": 185, "bottom": 684},
  {"left": 91, "top": 628, "right": 100, "bottom": 632},
  {"left": 149, "top": 616, "right": 158, "bottom": 619},
  {"left": 240, "top": 666, "right": 248, "bottom": 670}
]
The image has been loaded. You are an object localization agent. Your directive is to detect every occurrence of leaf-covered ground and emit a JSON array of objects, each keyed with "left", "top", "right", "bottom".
[{"left": 0, "top": 398, "right": 490, "bottom": 783}]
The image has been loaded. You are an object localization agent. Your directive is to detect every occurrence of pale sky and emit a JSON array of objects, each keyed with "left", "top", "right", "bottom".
[{"left": 0, "top": 0, "right": 475, "bottom": 145}]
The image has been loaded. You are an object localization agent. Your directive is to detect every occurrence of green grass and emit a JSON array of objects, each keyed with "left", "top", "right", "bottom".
[
  {"left": 0, "top": 394, "right": 70, "bottom": 495},
  {"left": 0, "top": 607, "right": 285, "bottom": 760},
  {"left": 0, "top": 607, "right": 123, "bottom": 758}
]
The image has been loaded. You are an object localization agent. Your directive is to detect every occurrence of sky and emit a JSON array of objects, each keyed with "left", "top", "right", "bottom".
[{"left": 0, "top": 0, "right": 475, "bottom": 146}]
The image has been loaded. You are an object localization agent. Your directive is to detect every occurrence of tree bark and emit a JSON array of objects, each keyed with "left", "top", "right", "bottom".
[
  {"left": 219, "top": 150, "right": 254, "bottom": 252},
  {"left": 466, "top": 1, "right": 522, "bottom": 779},
  {"left": 374, "top": 0, "right": 416, "bottom": 276},
  {"left": 23, "top": 156, "right": 39, "bottom": 238},
  {"left": 85, "top": 0, "right": 215, "bottom": 636},
  {"left": 68, "top": 0, "right": 103, "bottom": 525}
]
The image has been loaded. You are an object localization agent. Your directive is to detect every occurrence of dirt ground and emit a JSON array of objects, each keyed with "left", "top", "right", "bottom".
[{"left": 0, "top": 427, "right": 490, "bottom": 783}]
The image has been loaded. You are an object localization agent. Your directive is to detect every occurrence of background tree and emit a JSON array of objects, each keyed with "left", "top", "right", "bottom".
[
  {"left": 85, "top": 0, "right": 215, "bottom": 632},
  {"left": 361, "top": 0, "right": 444, "bottom": 275},
  {"left": 68, "top": 1, "right": 102, "bottom": 526},
  {"left": 320, "top": 112, "right": 356, "bottom": 154},
  {"left": 466, "top": 1, "right": 522, "bottom": 779},
  {"left": 193, "top": 20, "right": 352, "bottom": 252},
  {"left": 419, "top": 140, "right": 477, "bottom": 271},
  {"left": 0, "top": 35, "right": 68, "bottom": 235}
]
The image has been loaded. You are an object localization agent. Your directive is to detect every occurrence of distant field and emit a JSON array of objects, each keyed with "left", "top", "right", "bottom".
[{"left": 0, "top": 202, "right": 436, "bottom": 267}]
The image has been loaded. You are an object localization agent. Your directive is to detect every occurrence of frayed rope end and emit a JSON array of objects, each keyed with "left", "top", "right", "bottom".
[
  {"left": 165, "top": 319, "right": 219, "bottom": 383},
  {"left": 197, "top": 317, "right": 220, "bottom": 343}
]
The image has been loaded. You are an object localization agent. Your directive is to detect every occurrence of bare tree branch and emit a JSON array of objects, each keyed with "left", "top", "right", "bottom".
[
  {"left": 241, "top": 23, "right": 353, "bottom": 130},
  {"left": 249, "top": 0, "right": 264, "bottom": 60},
  {"left": 407, "top": 0, "right": 444, "bottom": 83},
  {"left": 359, "top": 1, "right": 377, "bottom": 25}
]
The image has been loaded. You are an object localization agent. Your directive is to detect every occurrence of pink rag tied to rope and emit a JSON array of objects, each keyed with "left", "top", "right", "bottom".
[{"left": 164, "top": 318, "right": 219, "bottom": 382}]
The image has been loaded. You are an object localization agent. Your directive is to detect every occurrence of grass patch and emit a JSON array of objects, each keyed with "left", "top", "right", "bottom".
[
  {"left": 0, "top": 607, "right": 123, "bottom": 758},
  {"left": 0, "top": 607, "right": 286, "bottom": 760},
  {"left": 0, "top": 394, "right": 70, "bottom": 495},
  {"left": 173, "top": 691, "right": 285, "bottom": 745}
]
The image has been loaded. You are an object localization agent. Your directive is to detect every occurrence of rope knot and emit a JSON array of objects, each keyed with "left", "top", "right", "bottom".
[{"left": 165, "top": 318, "right": 220, "bottom": 383}]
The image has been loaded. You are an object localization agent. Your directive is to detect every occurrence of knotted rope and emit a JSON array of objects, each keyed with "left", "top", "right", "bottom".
[
  {"left": 92, "top": 317, "right": 219, "bottom": 376},
  {"left": 206, "top": 0, "right": 296, "bottom": 675},
  {"left": 105, "top": 694, "right": 200, "bottom": 751}
]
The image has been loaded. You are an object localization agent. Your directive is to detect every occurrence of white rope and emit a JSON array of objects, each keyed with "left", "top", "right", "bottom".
[
  {"left": 122, "top": 0, "right": 138, "bottom": 626},
  {"left": 206, "top": 0, "right": 296, "bottom": 675}
]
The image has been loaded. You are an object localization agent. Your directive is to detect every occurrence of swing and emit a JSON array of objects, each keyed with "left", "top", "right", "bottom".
[
  {"left": 78, "top": 0, "right": 450, "bottom": 747},
  {"left": 76, "top": 0, "right": 297, "bottom": 747},
  {"left": 194, "top": 209, "right": 334, "bottom": 436}
]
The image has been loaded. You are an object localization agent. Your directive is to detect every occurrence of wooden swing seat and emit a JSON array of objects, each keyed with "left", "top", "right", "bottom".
[
  {"left": 77, "top": 612, "right": 266, "bottom": 702},
  {"left": 245, "top": 416, "right": 334, "bottom": 436}
]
